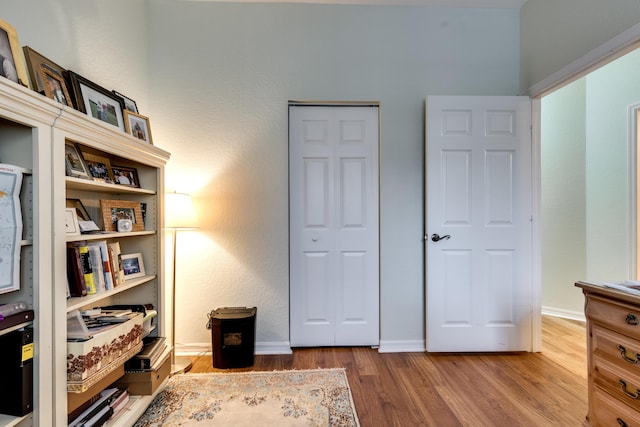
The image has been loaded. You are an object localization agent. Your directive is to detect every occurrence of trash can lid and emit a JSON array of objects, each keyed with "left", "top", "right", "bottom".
[{"left": 210, "top": 306, "right": 256, "bottom": 319}]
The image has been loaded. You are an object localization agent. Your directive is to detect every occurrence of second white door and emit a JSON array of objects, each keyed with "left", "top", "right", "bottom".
[
  {"left": 426, "top": 95, "right": 533, "bottom": 352},
  {"left": 289, "top": 104, "right": 379, "bottom": 347}
]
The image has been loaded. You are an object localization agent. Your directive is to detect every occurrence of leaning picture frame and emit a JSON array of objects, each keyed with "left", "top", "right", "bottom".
[
  {"left": 39, "top": 65, "right": 73, "bottom": 107},
  {"left": 23, "top": 46, "right": 66, "bottom": 93},
  {"left": 64, "top": 142, "right": 91, "bottom": 180},
  {"left": 65, "top": 70, "right": 125, "bottom": 131},
  {"left": 65, "top": 208, "right": 81, "bottom": 236},
  {"left": 100, "top": 199, "right": 144, "bottom": 232},
  {"left": 112, "top": 90, "right": 138, "bottom": 113},
  {"left": 111, "top": 165, "right": 140, "bottom": 188},
  {"left": 123, "top": 110, "right": 153, "bottom": 144},
  {"left": 0, "top": 18, "right": 30, "bottom": 89},
  {"left": 81, "top": 151, "right": 115, "bottom": 183},
  {"left": 120, "top": 253, "right": 145, "bottom": 279}
]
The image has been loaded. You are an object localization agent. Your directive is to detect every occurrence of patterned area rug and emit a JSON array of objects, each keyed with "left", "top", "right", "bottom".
[{"left": 134, "top": 368, "right": 360, "bottom": 426}]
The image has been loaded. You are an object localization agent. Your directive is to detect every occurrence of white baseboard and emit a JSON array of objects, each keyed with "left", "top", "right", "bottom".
[
  {"left": 378, "top": 339, "right": 425, "bottom": 353},
  {"left": 175, "top": 341, "right": 293, "bottom": 356},
  {"left": 541, "top": 306, "right": 585, "bottom": 322}
]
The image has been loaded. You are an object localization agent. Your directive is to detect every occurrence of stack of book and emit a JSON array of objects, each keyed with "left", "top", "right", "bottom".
[
  {"left": 125, "top": 336, "right": 167, "bottom": 371},
  {"left": 68, "top": 387, "right": 129, "bottom": 427},
  {"left": 67, "top": 240, "right": 126, "bottom": 298},
  {"left": 0, "top": 301, "right": 34, "bottom": 332}
]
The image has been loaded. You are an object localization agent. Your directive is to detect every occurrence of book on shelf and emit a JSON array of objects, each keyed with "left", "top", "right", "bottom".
[
  {"left": 77, "top": 245, "right": 97, "bottom": 295},
  {"left": 0, "top": 309, "right": 34, "bottom": 331},
  {"left": 68, "top": 387, "right": 117, "bottom": 427},
  {"left": 107, "top": 241, "right": 125, "bottom": 286},
  {"left": 67, "top": 246, "right": 87, "bottom": 297},
  {"left": 108, "top": 388, "right": 129, "bottom": 420},
  {"left": 88, "top": 240, "right": 114, "bottom": 291},
  {"left": 125, "top": 336, "right": 167, "bottom": 371},
  {"left": 87, "top": 245, "right": 106, "bottom": 293}
]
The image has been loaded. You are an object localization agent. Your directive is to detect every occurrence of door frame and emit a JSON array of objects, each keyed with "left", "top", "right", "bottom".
[{"left": 287, "top": 100, "right": 382, "bottom": 347}]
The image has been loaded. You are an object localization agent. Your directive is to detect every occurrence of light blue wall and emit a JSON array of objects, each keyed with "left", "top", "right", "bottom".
[
  {"left": 541, "top": 48, "right": 640, "bottom": 316},
  {"left": 541, "top": 79, "right": 587, "bottom": 315},
  {"left": 145, "top": 1, "right": 520, "bottom": 347},
  {"left": 520, "top": 0, "right": 640, "bottom": 94}
]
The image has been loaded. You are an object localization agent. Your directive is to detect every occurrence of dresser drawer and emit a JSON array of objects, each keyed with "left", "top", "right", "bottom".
[
  {"left": 588, "top": 296, "right": 640, "bottom": 340},
  {"left": 594, "top": 354, "right": 640, "bottom": 412},
  {"left": 593, "top": 385, "right": 640, "bottom": 427},
  {"left": 593, "top": 323, "right": 640, "bottom": 368}
]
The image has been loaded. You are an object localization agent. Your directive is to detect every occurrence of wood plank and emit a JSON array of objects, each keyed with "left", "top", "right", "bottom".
[{"left": 187, "top": 316, "right": 588, "bottom": 426}]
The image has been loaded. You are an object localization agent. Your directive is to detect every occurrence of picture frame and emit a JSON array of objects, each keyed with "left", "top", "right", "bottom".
[
  {"left": 23, "top": 46, "right": 66, "bottom": 93},
  {"left": 65, "top": 208, "right": 81, "bottom": 235},
  {"left": 0, "top": 18, "right": 30, "bottom": 89},
  {"left": 123, "top": 110, "right": 153, "bottom": 144},
  {"left": 100, "top": 199, "right": 144, "bottom": 232},
  {"left": 111, "top": 165, "right": 140, "bottom": 188},
  {"left": 39, "top": 65, "right": 72, "bottom": 107},
  {"left": 66, "top": 198, "right": 100, "bottom": 233},
  {"left": 120, "top": 253, "right": 145, "bottom": 279},
  {"left": 65, "top": 70, "right": 125, "bottom": 131},
  {"left": 66, "top": 199, "right": 91, "bottom": 222},
  {"left": 64, "top": 142, "right": 91, "bottom": 180},
  {"left": 81, "top": 151, "right": 115, "bottom": 183},
  {"left": 112, "top": 90, "right": 138, "bottom": 113}
]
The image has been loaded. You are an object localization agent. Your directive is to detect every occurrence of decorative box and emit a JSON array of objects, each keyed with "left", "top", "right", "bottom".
[{"left": 67, "top": 312, "right": 143, "bottom": 393}]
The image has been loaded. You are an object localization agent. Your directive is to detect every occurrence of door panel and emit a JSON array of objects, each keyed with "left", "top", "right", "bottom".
[
  {"left": 426, "top": 96, "right": 532, "bottom": 352},
  {"left": 290, "top": 104, "right": 379, "bottom": 347}
]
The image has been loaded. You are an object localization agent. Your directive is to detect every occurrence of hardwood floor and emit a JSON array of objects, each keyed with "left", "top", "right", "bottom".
[{"left": 188, "top": 316, "right": 588, "bottom": 426}]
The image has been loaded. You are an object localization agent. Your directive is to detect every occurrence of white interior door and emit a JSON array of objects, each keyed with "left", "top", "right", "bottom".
[
  {"left": 289, "top": 103, "right": 379, "bottom": 347},
  {"left": 426, "top": 95, "right": 533, "bottom": 352}
]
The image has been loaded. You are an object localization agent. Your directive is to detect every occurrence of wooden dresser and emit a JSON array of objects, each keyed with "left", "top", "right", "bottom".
[{"left": 577, "top": 281, "right": 640, "bottom": 426}]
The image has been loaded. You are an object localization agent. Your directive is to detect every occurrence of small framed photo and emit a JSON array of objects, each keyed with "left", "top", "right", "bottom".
[
  {"left": 81, "top": 151, "right": 115, "bottom": 183},
  {"left": 100, "top": 199, "right": 144, "bottom": 232},
  {"left": 23, "top": 46, "right": 66, "bottom": 93},
  {"left": 111, "top": 165, "right": 140, "bottom": 187},
  {"left": 0, "top": 19, "right": 30, "bottom": 88},
  {"left": 39, "top": 65, "right": 72, "bottom": 107},
  {"left": 65, "top": 70, "right": 125, "bottom": 131},
  {"left": 121, "top": 253, "right": 145, "bottom": 279},
  {"left": 65, "top": 208, "right": 81, "bottom": 235},
  {"left": 112, "top": 90, "right": 138, "bottom": 113},
  {"left": 124, "top": 110, "right": 153, "bottom": 144},
  {"left": 64, "top": 142, "right": 91, "bottom": 179}
]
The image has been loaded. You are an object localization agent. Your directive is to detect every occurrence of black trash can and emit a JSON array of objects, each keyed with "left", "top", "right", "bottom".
[{"left": 206, "top": 307, "right": 256, "bottom": 369}]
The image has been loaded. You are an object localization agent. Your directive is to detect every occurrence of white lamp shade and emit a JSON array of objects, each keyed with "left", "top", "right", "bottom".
[{"left": 165, "top": 192, "right": 198, "bottom": 229}]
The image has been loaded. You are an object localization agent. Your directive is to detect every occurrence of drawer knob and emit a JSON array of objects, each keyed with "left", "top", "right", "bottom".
[
  {"left": 618, "top": 345, "right": 640, "bottom": 364},
  {"left": 617, "top": 418, "right": 628, "bottom": 427},
  {"left": 626, "top": 313, "right": 639, "bottom": 325},
  {"left": 619, "top": 379, "right": 640, "bottom": 399}
]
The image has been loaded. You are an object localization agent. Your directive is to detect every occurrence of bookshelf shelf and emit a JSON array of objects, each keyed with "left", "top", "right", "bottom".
[
  {"left": 66, "top": 275, "right": 157, "bottom": 312},
  {"left": 66, "top": 230, "right": 155, "bottom": 243},
  {"left": 66, "top": 176, "right": 156, "bottom": 195}
]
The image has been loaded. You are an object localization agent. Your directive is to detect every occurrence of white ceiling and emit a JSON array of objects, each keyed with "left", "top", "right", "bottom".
[{"left": 183, "top": 0, "right": 528, "bottom": 8}]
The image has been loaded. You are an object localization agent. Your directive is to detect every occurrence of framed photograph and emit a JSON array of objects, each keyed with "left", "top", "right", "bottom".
[
  {"left": 39, "top": 66, "right": 72, "bottom": 107},
  {"left": 100, "top": 199, "right": 144, "bottom": 232},
  {"left": 65, "top": 208, "right": 81, "bottom": 235},
  {"left": 23, "top": 46, "right": 66, "bottom": 93},
  {"left": 0, "top": 18, "right": 30, "bottom": 88},
  {"left": 65, "top": 70, "right": 125, "bottom": 131},
  {"left": 111, "top": 165, "right": 140, "bottom": 187},
  {"left": 66, "top": 199, "right": 91, "bottom": 221},
  {"left": 120, "top": 253, "right": 145, "bottom": 279},
  {"left": 112, "top": 90, "right": 138, "bottom": 113},
  {"left": 64, "top": 142, "right": 91, "bottom": 179},
  {"left": 81, "top": 151, "right": 115, "bottom": 183},
  {"left": 124, "top": 110, "right": 153, "bottom": 144}
]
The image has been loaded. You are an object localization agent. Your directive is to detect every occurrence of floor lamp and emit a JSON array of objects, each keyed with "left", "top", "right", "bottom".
[{"left": 165, "top": 191, "right": 198, "bottom": 375}]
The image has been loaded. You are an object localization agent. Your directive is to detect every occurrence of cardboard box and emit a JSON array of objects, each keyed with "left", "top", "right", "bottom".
[
  {"left": 67, "top": 364, "right": 124, "bottom": 414},
  {"left": 67, "top": 312, "right": 144, "bottom": 391},
  {"left": 115, "top": 348, "right": 171, "bottom": 395}
]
